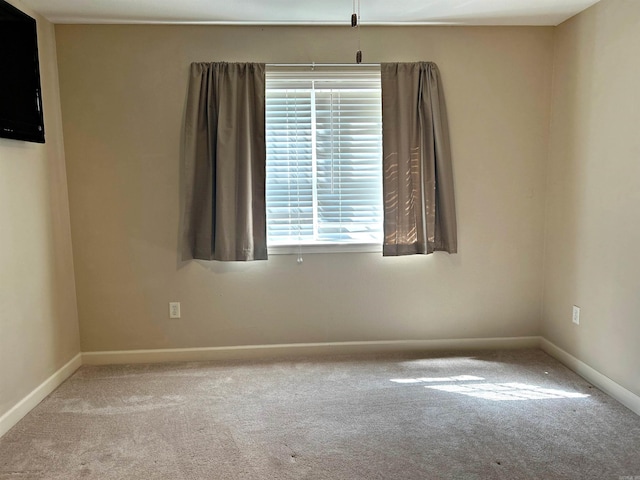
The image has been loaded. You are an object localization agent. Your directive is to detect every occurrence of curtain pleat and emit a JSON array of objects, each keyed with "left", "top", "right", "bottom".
[
  {"left": 381, "top": 62, "right": 457, "bottom": 256},
  {"left": 181, "top": 62, "right": 267, "bottom": 261}
]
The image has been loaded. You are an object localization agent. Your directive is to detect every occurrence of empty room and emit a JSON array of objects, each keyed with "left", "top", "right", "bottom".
[{"left": 1, "top": 0, "right": 639, "bottom": 478}]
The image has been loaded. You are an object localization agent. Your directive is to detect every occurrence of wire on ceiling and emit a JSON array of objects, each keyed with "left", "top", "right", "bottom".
[{"left": 352, "top": 0, "right": 362, "bottom": 64}]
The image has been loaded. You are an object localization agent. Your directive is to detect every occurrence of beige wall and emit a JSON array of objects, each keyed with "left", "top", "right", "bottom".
[
  {"left": 55, "top": 24, "right": 554, "bottom": 352},
  {"left": 543, "top": 0, "right": 640, "bottom": 397},
  {"left": 3, "top": 0, "right": 638, "bottom": 434},
  {"left": 0, "top": 1, "right": 79, "bottom": 418}
]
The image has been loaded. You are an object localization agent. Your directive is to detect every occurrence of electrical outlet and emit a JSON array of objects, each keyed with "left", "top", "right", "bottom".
[
  {"left": 169, "top": 302, "right": 181, "bottom": 319},
  {"left": 572, "top": 305, "right": 580, "bottom": 325}
]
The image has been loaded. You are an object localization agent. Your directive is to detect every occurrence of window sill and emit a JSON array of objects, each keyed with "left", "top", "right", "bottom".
[{"left": 268, "top": 243, "right": 382, "bottom": 255}]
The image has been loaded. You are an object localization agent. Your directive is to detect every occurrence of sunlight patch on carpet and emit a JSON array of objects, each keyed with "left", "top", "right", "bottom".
[
  {"left": 390, "top": 375, "right": 485, "bottom": 384},
  {"left": 424, "top": 382, "right": 590, "bottom": 401}
]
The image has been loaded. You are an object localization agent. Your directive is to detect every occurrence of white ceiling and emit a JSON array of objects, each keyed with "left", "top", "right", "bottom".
[{"left": 22, "top": 0, "right": 601, "bottom": 26}]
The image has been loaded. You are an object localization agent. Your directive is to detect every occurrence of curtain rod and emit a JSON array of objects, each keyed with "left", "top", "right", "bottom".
[{"left": 268, "top": 63, "right": 379, "bottom": 67}]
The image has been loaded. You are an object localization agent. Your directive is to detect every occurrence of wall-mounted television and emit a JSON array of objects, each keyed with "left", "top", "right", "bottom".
[{"left": 0, "top": 0, "right": 45, "bottom": 143}]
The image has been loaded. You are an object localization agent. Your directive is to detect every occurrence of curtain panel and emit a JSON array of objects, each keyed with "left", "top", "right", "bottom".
[
  {"left": 381, "top": 62, "right": 457, "bottom": 256},
  {"left": 181, "top": 62, "right": 267, "bottom": 261}
]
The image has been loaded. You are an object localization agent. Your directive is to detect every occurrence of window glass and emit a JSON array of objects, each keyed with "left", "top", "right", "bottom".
[{"left": 265, "top": 66, "right": 383, "bottom": 249}]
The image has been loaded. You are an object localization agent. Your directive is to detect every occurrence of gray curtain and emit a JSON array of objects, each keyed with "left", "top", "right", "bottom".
[
  {"left": 381, "top": 62, "right": 457, "bottom": 256},
  {"left": 181, "top": 62, "right": 267, "bottom": 261}
]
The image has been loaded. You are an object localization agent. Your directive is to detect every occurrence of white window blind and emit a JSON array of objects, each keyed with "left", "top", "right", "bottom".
[{"left": 265, "top": 66, "right": 383, "bottom": 248}]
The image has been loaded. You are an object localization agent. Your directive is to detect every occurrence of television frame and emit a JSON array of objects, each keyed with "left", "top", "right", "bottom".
[{"left": 0, "top": 0, "right": 45, "bottom": 144}]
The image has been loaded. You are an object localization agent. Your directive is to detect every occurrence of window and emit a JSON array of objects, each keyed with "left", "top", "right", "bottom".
[{"left": 265, "top": 66, "right": 383, "bottom": 253}]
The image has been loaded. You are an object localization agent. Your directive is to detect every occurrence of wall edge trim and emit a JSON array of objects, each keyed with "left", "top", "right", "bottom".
[
  {"left": 81, "top": 336, "right": 541, "bottom": 365},
  {"left": 0, "top": 353, "right": 82, "bottom": 438},
  {"left": 5, "top": 338, "right": 639, "bottom": 439},
  {"left": 540, "top": 338, "right": 640, "bottom": 416}
]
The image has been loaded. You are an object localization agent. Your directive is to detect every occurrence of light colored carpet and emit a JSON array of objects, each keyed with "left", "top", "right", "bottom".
[{"left": 1, "top": 349, "right": 639, "bottom": 479}]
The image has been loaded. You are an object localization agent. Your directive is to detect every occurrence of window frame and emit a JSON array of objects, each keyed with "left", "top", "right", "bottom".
[{"left": 265, "top": 65, "right": 383, "bottom": 255}]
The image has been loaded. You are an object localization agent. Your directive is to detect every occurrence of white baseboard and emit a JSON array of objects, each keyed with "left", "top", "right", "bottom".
[
  {"left": 540, "top": 338, "right": 640, "bottom": 416},
  {"left": 3, "top": 338, "right": 638, "bottom": 440},
  {"left": 0, "top": 353, "right": 82, "bottom": 438},
  {"left": 81, "top": 336, "right": 541, "bottom": 365}
]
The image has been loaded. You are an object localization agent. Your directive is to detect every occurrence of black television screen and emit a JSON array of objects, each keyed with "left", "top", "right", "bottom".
[{"left": 0, "top": 0, "right": 45, "bottom": 143}]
